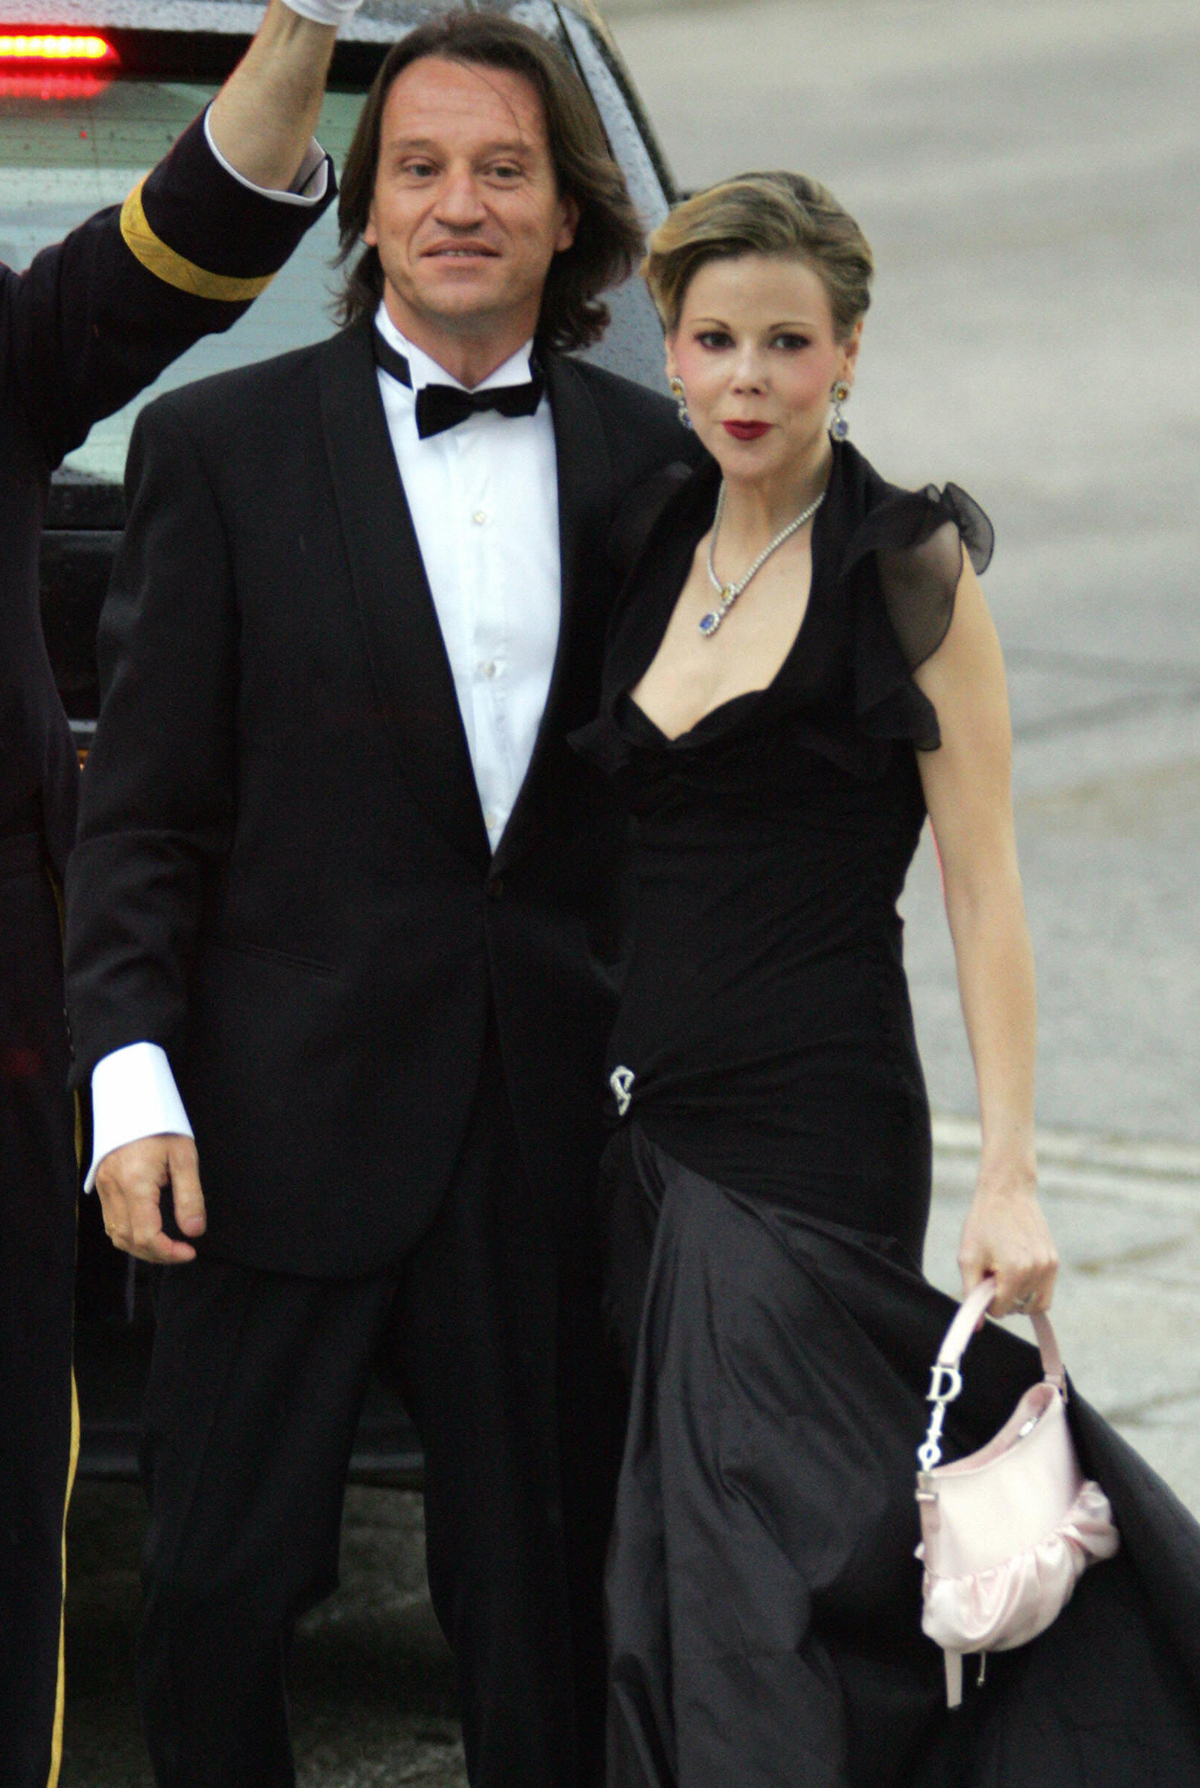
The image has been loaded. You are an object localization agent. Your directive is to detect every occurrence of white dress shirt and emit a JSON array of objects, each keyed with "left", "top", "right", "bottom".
[
  {"left": 373, "top": 306, "right": 560, "bottom": 845},
  {"left": 86, "top": 307, "right": 563, "bottom": 1186}
]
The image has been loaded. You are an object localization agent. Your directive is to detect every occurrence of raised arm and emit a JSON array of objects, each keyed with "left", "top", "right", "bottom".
[
  {"left": 208, "top": 0, "right": 343, "bottom": 192},
  {"left": 914, "top": 557, "right": 1058, "bottom": 1318},
  {"left": 7, "top": 0, "right": 359, "bottom": 470}
]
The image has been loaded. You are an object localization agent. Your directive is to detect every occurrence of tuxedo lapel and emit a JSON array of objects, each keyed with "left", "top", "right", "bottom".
[
  {"left": 319, "top": 322, "right": 489, "bottom": 870},
  {"left": 544, "top": 354, "right": 614, "bottom": 733},
  {"left": 493, "top": 354, "right": 614, "bottom": 870}
]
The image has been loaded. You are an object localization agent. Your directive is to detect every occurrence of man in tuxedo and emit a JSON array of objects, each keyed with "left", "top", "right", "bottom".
[
  {"left": 1, "top": 5, "right": 355, "bottom": 1781},
  {"left": 66, "top": 14, "right": 695, "bottom": 1784}
]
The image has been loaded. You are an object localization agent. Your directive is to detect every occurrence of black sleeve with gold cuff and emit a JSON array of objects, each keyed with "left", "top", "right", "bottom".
[{"left": 6, "top": 110, "right": 335, "bottom": 475}]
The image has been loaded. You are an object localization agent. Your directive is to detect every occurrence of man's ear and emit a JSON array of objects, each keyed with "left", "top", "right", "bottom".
[
  {"left": 363, "top": 200, "right": 379, "bottom": 250},
  {"left": 554, "top": 193, "right": 580, "bottom": 255}
]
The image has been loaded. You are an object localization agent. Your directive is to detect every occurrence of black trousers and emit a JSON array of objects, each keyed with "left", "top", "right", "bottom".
[
  {"left": 137, "top": 1034, "right": 624, "bottom": 1788},
  {"left": 0, "top": 839, "right": 78, "bottom": 1788}
]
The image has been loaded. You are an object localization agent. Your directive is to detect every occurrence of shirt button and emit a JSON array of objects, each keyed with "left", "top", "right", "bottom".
[
  {"left": 472, "top": 509, "right": 487, "bottom": 526},
  {"left": 483, "top": 809, "right": 499, "bottom": 830},
  {"left": 480, "top": 660, "right": 498, "bottom": 680}
]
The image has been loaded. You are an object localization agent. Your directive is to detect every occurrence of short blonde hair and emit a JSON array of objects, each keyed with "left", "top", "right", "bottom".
[{"left": 644, "top": 171, "right": 873, "bottom": 343}]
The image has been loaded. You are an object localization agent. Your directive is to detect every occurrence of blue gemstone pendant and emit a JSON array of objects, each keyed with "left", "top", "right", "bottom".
[{"left": 698, "top": 611, "right": 721, "bottom": 637}]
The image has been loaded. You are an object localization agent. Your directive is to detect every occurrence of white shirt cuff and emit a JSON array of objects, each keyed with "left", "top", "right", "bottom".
[
  {"left": 86, "top": 1042, "right": 194, "bottom": 1192},
  {"left": 280, "top": 0, "right": 364, "bottom": 26},
  {"left": 202, "top": 107, "right": 330, "bottom": 205}
]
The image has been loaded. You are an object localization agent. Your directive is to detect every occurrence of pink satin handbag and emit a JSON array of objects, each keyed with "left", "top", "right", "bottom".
[{"left": 915, "top": 1278, "right": 1120, "bottom": 1707}]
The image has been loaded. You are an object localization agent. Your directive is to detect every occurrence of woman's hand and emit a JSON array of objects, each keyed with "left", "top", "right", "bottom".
[{"left": 958, "top": 1164, "right": 1058, "bottom": 1317}]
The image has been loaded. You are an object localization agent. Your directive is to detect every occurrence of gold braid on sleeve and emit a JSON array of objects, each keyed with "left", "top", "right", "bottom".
[{"left": 120, "top": 178, "right": 276, "bottom": 303}]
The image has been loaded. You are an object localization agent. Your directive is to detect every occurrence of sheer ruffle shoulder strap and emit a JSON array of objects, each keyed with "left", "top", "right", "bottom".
[
  {"left": 841, "top": 482, "right": 994, "bottom": 752},
  {"left": 845, "top": 483, "right": 993, "bottom": 670}
]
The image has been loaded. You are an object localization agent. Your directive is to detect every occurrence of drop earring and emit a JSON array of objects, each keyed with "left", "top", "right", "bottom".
[
  {"left": 669, "top": 376, "right": 692, "bottom": 430},
  {"left": 830, "top": 379, "right": 851, "bottom": 441}
]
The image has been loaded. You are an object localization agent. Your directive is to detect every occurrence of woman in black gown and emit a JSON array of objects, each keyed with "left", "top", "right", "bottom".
[{"left": 573, "top": 174, "right": 1200, "bottom": 1786}]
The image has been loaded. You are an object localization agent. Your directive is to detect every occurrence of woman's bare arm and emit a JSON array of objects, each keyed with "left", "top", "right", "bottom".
[{"left": 914, "top": 555, "right": 1058, "bottom": 1317}]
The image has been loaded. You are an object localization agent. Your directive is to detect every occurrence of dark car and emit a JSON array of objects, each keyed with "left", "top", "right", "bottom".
[{"left": 4, "top": 0, "right": 677, "bottom": 1484}]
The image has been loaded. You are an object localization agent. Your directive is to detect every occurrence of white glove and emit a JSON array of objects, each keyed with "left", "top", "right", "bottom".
[{"left": 281, "top": 0, "right": 364, "bottom": 26}]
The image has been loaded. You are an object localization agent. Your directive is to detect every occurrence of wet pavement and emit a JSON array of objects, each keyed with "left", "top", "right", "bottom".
[
  {"left": 62, "top": 1486, "right": 466, "bottom": 1788},
  {"left": 925, "top": 1120, "right": 1200, "bottom": 1510}
]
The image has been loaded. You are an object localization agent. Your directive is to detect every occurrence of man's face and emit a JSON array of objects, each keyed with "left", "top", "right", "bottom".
[{"left": 364, "top": 55, "right": 578, "bottom": 367}]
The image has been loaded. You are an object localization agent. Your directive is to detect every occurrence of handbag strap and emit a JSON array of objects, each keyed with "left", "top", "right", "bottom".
[
  {"left": 935, "top": 1278, "right": 1064, "bottom": 1388},
  {"left": 917, "top": 1278, "right": 1065, "bottom": 1474}
]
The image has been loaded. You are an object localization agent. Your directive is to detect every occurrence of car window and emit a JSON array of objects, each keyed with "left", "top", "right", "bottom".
[{"left": 1, "top": 78, "right": 367, "bottom": 482}]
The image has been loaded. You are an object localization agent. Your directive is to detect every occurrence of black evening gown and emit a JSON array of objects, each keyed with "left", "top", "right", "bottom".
[{"left": 572, "top": 441, "right": 1200, "bottom": 1788}]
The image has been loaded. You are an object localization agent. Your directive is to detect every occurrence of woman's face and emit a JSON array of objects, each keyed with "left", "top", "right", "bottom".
[{"left": 666, "top": 252, "right": 861, "bottom": 486}]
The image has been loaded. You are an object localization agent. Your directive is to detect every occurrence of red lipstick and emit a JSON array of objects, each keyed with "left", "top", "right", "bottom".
[{"left": 723, "top": 421, "right": 770, "bottom": 441}]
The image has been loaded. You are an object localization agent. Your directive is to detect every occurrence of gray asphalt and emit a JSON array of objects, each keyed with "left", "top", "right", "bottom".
[{"left": 61, "top": 2, "right": 1200, "bottom": 1780}]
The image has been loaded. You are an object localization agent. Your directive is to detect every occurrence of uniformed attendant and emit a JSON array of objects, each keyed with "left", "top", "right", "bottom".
[{"left": 0, "top": 4, "right": 361, "bottom": 1782}]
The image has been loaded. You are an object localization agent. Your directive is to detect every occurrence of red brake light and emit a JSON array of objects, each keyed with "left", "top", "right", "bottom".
[{"left": 0, "top": 33, "right": 119, "bottom": 64}]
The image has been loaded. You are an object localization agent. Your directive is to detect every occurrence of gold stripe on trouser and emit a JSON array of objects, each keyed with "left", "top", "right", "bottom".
[
  {"left": 120, "top": 178, "right": 277, "bottom": 302},
  {"left": 42, "top": 867, "right": 81, "bottom": 1788},
  {"left": 47, "top": 1374, "right": 80, "bottom": 1788}
]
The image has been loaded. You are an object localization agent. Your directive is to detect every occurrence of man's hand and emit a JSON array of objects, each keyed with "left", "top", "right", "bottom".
[{"left": 94, "top": 1135, "right": 206, "bottom": 1265}]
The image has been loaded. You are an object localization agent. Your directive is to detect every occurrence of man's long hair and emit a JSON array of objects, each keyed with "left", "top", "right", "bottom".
[{"left": 333, "top": 12, "right": 644, "bottom": 353}]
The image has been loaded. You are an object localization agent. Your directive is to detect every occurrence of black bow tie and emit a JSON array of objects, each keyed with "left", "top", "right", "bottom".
[{"left": 373, "top": 328, "right": 544, "bottom": 439}]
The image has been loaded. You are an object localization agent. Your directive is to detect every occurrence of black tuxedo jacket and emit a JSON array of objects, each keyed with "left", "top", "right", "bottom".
[{"left": 66, "top": 319, "right": 697, "bottom": 1277}]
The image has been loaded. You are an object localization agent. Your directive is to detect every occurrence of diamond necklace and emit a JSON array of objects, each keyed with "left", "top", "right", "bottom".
[{"left": 699, "top": 480, "right": 825, "bottom": 638}]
